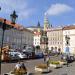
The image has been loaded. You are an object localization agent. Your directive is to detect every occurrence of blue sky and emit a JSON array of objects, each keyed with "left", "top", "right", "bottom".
[{"left": 0, "top": 0, "right": 75, "bottom": 27}]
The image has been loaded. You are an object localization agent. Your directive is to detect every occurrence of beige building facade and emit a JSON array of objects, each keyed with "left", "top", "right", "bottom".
[{"left": 47, "top": 27, "right": 63, "bottom": 52}]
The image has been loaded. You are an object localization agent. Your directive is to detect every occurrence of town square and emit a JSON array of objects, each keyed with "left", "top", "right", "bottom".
[{"left": 0, "top": 0, "right": 75, "bottom": 75}]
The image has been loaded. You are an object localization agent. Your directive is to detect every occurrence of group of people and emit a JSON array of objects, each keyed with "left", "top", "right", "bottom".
[
  {"left": 44, "top": 52, "right": 70, "bottom": 67},
  {"left": 13, "top": 61, "right": 27, "bottom": 74}
]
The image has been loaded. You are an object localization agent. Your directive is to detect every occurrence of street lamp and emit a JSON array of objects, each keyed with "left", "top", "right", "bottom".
[
  {"left": 10, "top": 10, "right": 18, "bottom": 24},
  {"left": 0, "top": 10, "right": 18, "bottom": 74},
  {"left": 65, "top": 35, "right": 70, "bottom": 46},
  {"left": 65, "top": 35, "right": 70, "bottom": 54},
  {"left": 10, "top": 10, "right": 18, "bottom": 49}
]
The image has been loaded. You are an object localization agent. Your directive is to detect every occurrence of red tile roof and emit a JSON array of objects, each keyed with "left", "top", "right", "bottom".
[
  {"left": 0, "top": 17, "right": 33, "bottom": 33},
  {"left": 63, "top": 25, "right": 75, "bottom": 30},
  {"left": 0, "top": 17, "right": 21, "bottom": 29}
]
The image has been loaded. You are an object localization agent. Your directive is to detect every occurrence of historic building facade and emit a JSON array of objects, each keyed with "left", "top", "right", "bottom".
[
  {"left": 27, "top": 22, "right": 43, "bottom": 47},
  {"left": 0, "top": 18, "right": 33, "bottom": 49},
  {"left": 33, "top": 22, "right": 42, "bottom": 47},
  {"left": 63, "top": 25, "right": 75, "bottom": 54},
  {"left": 33, "top": 30, "right": 41, "bottom": 47},
  {"left": 47, "top": 27, "right": 63, "bottom": 52}
]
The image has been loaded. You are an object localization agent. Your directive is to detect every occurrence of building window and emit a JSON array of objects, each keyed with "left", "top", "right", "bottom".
[{"left": 58, "top": 42, "right": 59, "bottom": 44}]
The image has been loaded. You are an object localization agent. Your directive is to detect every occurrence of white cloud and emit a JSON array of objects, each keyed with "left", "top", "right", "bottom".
[
  {"left": 45, "top": 3, "right": 73, "bottom": 16},
  {"left": 0, "top": 0, "right": 34, "bottom": 19}
]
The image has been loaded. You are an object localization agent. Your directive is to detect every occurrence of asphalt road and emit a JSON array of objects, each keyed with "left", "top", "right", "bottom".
[{"left": 1, "top": 56, "right": 75, "bottom": 75}]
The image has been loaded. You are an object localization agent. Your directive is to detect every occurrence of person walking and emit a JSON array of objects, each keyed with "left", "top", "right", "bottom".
[
  {"left": 46, "top": 55, "right": 49, "bottom": 67},
  {"left": 15, "top": 61, "right": 21, "bottom": 70},
  {"left": 21, "top": 62, "right": 27, "bottom": 70},
  {"left": 66, "top": 55, "right": 69, "bottom": 67},
  {"left": 14, "top": 61, "right": 21, "bottom": 75},
  {"left": 44, "top": 55, "right": 46, "bottom": 62}
]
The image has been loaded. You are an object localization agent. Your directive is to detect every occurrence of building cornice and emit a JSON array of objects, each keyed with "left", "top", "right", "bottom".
[
  {"left": 63, "top": 25, "right": 75, "bottom": 30},
  {"left": 0, "top": 17, "right": 33, "bottom": 34}
]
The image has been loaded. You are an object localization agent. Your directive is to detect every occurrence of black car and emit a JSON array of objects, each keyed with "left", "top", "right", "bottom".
[{"left": 61, "top": 53, "right": 75, "bottom": 63}]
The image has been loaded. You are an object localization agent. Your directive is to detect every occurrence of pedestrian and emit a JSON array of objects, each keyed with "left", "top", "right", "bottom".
[
  {"left": 66, "top": 55, "right": 69, "bottom": 67},
  {"left": 44, "top": 55, "right": 46, "bottom": 62},
  {"left": 21, "top": 62, "right": 27, "bottom": 70},
  {"left": 14, "top": 61, "right": 21, "bottom": 70},
  {"left": 13, "top": 61, "right": 21, "bottom": 75},
  {"left": 46, "top": 56, "right": 49, "bottom": 67},
  {"left": 61, "top": 54, "right": 63, "bottom": 60},
  {"left": 20, "top": 62, "right": 27, "bottom": 74},
  {"left": 48, "top": 53, "right": 50, "bottom": 59}
]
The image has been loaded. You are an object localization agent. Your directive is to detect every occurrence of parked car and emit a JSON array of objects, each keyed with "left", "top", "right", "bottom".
[
  {"left": 8, "top": 50, "right": 19, "bottom": 56},
  {"left": 35, "top": 52, "right": 44, "bottom": 58},
  {"left": 17, "top": 53, "right": 27, "bottom": 59},
  {"left": 9, "top": 54, "right": 20, "bottom": 61},
  {"left": 22, "top": 47, "right": 35, "bottom": 59},
  {"left": 61, "top": 53, "right": 75, "bottom": 63},
  {"left": 8, "top": 49, "right": 27, "bottom": 61}
]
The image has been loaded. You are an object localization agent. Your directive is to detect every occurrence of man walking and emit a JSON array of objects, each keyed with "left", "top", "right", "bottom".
[{"left": 66, "top": 55, "right": 69, "bottom": 67}]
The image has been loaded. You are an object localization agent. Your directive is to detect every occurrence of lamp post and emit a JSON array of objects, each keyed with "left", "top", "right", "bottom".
[
  {"left": 10, "top": 10, "right": 18, "bottom": 24},
  {"left": 21, "top": 31, "right": 22, "bottom": 49},
  {"left": 65, "top": 35, "right": 70, "bottom": 54},
  {"left": 0, "top": 10, "right": 18, "bottom": 74},
  {"left": 10, "top": 10, "right": 18, "bottom": 49},
  {"left": 0, "top": 19, "right": 7, "bottom": 74}
]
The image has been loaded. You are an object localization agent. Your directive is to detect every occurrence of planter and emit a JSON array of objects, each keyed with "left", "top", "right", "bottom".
[
  {"left": 35, "top": 64, "right": 50, "bottom": 73},
  {"left": 35, "top": 66, "right": 50, "bottom": 73},
  {"left": 6, "top": 70, "right": 27, "bottom": 75},
  {"left": 59, "top": 61, "right": 67, "bottom": 65},
  {"left": 49, "top": 64, "right": 62, "bottom": 68},
  {"left": 48, "top": 60, "right": 62, "bottom": 68}
]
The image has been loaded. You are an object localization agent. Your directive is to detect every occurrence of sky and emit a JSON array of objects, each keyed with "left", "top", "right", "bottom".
[{"left": 0, "top": 0, "right": 75, "bottom": 27}]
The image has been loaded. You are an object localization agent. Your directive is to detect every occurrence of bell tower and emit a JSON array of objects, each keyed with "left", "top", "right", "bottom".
[{"left": 44, "top": 15, "right": 49, "bottom": 31}]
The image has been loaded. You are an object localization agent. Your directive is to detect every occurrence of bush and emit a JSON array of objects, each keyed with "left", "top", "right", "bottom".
[{"left": 48, "top": 60, "right": 60, "bottom": 65}]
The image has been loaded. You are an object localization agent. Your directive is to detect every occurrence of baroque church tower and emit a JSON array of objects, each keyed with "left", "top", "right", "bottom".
[{"left": 44, "top": 14, "right": 51, "bottom": 31}]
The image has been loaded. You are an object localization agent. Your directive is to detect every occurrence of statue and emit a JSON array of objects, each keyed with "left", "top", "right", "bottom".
[{"left": 65, "top": 35, "right": 70, "bottom": 46}]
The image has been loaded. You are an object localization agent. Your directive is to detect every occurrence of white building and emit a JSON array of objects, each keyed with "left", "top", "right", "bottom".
[
  {"left": 33, "top": 30, "right": 41, "bottom": 46},
  {"left": 47, "top": 27, "right": 63, "bottom": 52},
  {"left": 27, "top": 22, "right": 43, "bottom": 47},
  {"left": 63, "top": 25, "right": 75, "bottom": 54}
]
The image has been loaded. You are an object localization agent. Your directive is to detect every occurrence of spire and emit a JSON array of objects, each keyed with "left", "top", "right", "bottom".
[
  {"left": 44, "top": 15, "right": 50, "bottom": 31},
  {"left": 37, "top": 21, "right": 40, "bottom": 28},
  {"left": 37, "top": 21, "right": 41, "bottom": 32}
]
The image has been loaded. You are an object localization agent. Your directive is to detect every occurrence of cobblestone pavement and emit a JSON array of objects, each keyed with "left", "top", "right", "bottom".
[{"left": 1, "top": 56, "right": 75, "bottom": 75}]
